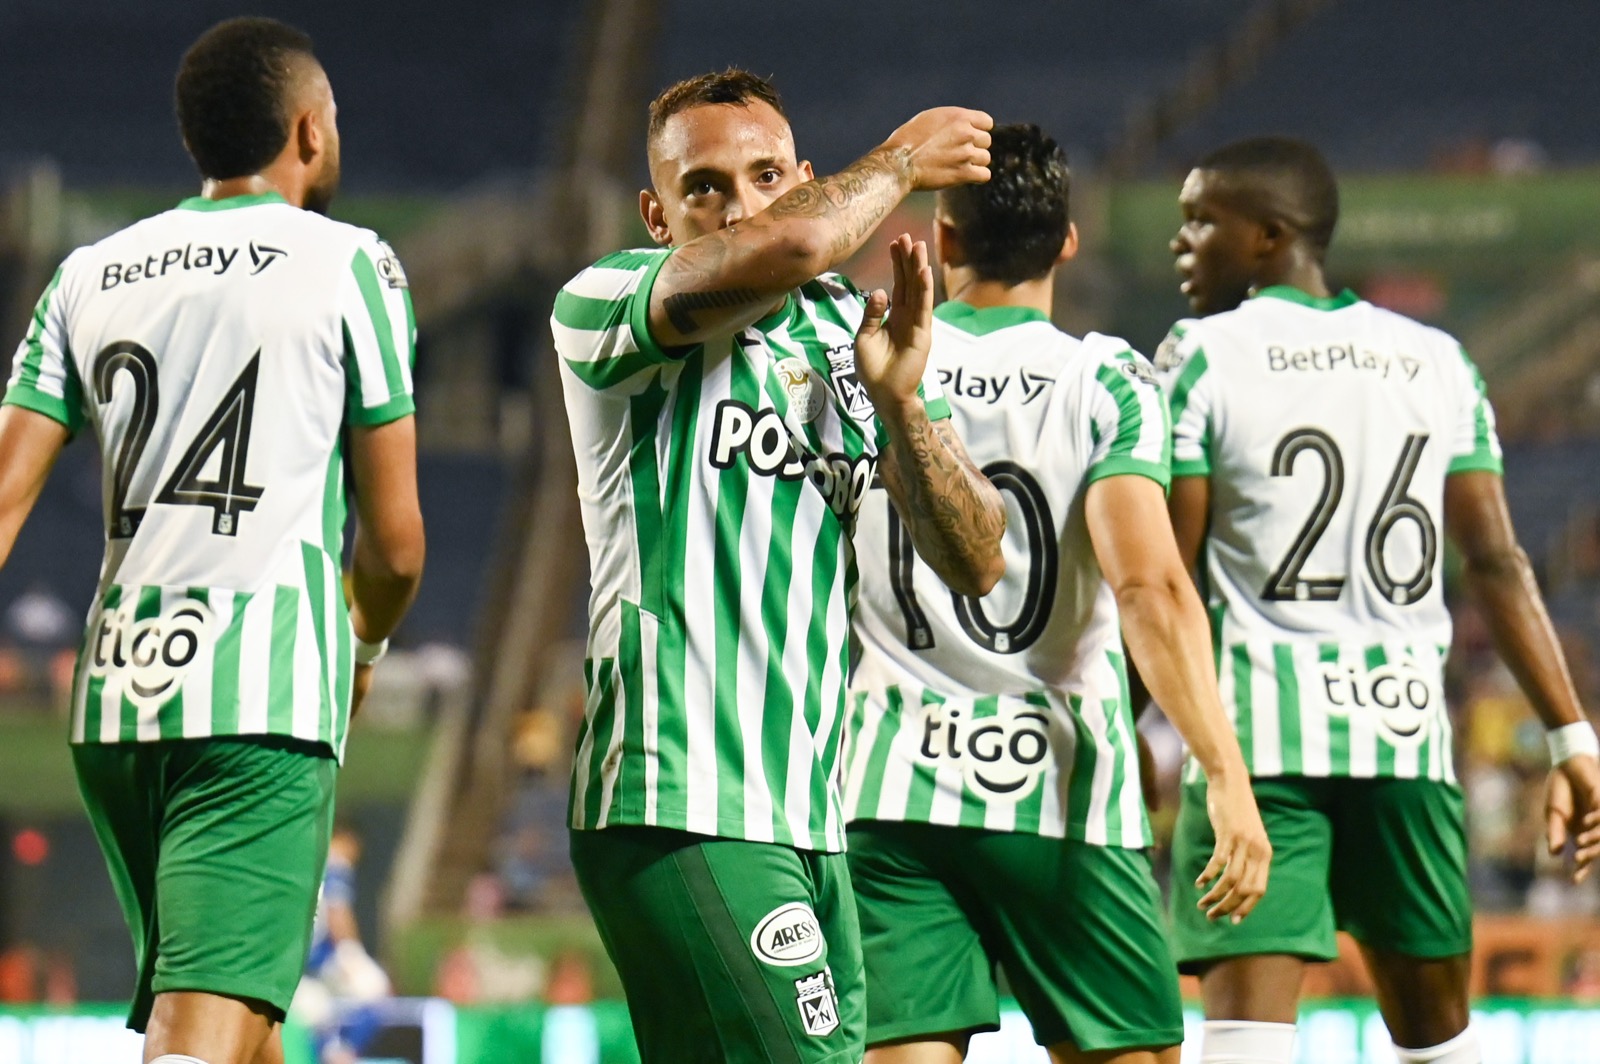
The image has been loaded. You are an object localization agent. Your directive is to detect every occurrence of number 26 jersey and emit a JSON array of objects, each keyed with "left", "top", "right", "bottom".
[
  {"left": 4, "top": 192, "right": 415, "bottom": 758},
  {"left": 1156, "top": 286, "right": 1501, "bottom": 783},
  {"left": 844, "top": 303, "right": 1170, "bottom": 847}
]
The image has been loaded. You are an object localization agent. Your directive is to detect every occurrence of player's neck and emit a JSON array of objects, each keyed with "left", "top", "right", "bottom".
[
  {"left": 1255, "top": 249, "right": 1331, "bottom": 300},
  {"left": 943, "top": 270, "right": 1054, "bottom": 317},
  {"left": 199, "top": 168, "right": 306, "bottom": 209}
]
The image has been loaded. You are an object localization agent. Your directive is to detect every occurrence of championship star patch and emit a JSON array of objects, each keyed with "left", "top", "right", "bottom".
[{"left": 794, "top": 969, "right": 840, "bottom": 1038}]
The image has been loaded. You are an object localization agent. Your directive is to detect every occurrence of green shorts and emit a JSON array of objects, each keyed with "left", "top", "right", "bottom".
[
  {"left": 847, "top": 821, "right": 1183, "bottom": 1053},
  {"left": 1171, "top": 775, "right": 1471, "bottom": 971},
  {"left": 569, "top": 826, "right": 865, "bottom": 1064},
  {"left": 73, "top": 736, "right": 337, "bottom": 1031}
]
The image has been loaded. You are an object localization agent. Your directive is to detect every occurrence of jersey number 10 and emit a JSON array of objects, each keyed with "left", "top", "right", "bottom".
[
  {"left": 886, "top": 461, "right": 1058, "bottom": 654},
  {"left": 93, "top": 340, "right": 266, "bottom": 539},
  {"left": 1263, "top": 427, "right": 1438, "bottom": 606}
]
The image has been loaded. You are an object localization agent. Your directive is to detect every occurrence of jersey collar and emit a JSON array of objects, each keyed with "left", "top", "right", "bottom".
[
  {"left": 176, "top": 191, "right": 290, "bottom": 212},
  {"left": 1252, "top": 285, "right": 1360, "bottom": 311},
  {"left": 934, "top": 301, "right": 1051, "bottom": 335}
]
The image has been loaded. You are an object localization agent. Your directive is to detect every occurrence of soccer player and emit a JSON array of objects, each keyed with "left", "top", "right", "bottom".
[
  {"left": 0, "top": 18, "right": 424, "bottom": 1064},
  {"left": 1157, "top": 136, "right": 1600, "bottom": 1064},
  {"left": 552, "top": 70, "right": 1006, "bottom": 1063},
  {"left": 841, "top": 123, "right": 1270, "bottom": 1064}
]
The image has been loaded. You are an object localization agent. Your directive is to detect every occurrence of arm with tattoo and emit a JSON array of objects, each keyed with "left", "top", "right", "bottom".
[
  {"left": 648, "top": 107, "right": 993, "bottom": 348},
  {"left": 877, "top": 409, "right": 1007, "bottom": 596}
]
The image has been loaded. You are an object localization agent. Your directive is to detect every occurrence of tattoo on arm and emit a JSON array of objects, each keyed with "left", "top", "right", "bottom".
[
  {"left": 650, "top": 146, "right": 913, "bottom": 341},
  {"left": 663, "top": 287, "right": 760, "bottom": 334},
  {"left": 879, "top": 413, "right": 1006, "bottom": 596}
]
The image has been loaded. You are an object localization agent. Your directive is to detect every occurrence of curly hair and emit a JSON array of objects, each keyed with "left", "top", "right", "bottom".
[
  {"left": 175, "top": 17, "right": 317, "bottom": 180},
  {"left": 938, "top": 124, "right": 1071, "bottom": 286}
]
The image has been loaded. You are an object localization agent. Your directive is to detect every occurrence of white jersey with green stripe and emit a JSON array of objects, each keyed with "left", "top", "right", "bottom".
[
  {"left": 1155, "top": 286, "right": 1502, "bottom": 783},
  {"left": 843, "top": 303, "right": 1170, "bottom": 847},
  {"left": 3, "top": 192, "right": 416, "bottom": 761},
  {"left": 554, "top": 247, "right": 950, "bottom": 853}
]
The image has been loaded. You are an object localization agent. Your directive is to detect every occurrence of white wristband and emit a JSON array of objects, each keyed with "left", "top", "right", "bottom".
[
  {"left": 1547, "top": 722, "right": 1600, "bottom": 765},
  {"left": 354, "top": 636, "right": 389, "bottom": 666}
]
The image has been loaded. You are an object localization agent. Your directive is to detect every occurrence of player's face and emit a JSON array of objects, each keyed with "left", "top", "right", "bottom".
[
  {"left": 302, "top": 68, "right": 341, "bottom": 216},
  {"left": 1171, "top": 168, "right": 1266, "bottom": 316},
  {"left": 644, "top": 101, "right": 812, "bottom": 246}
]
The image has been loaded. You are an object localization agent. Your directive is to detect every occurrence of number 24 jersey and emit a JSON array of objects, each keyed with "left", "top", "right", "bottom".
[
  {"left": 1156, "top": 286, "right": 1501, "bottom": 783},
  {"left": 4, "top": 192, "right": 416, "bottom": 759},
  {"left": 844, "top": 302, "right": 1170, "bottom": 847}
]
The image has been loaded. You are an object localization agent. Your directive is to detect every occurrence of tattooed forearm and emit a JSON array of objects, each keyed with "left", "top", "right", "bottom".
[
  {"left": 878, "top": 411, "right": 1006, "bottom": 597},
  {"left": 663, "top": 287, "right": 759, "bottom": 334}
]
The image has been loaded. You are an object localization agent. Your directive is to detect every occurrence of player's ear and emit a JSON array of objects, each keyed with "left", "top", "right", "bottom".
[
  {"left": 1056, "top": 222, "right": 1080, "bottom": 264},
  {"left": 799, "top": 159, "right": 815, "bottom": 182},
  {"left": 295, "top": 108, "right": 321, "bottom": 165},
  {"left": 933, "top": 215, "right": 964, "bottom": 268},
  {"left": 640, "top": 190, "right": 672, "bottom": 246}
]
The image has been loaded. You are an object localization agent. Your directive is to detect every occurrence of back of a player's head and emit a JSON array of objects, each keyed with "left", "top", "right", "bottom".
[
  {"left": 1196, "top": 136, "right": 1340, "bottom": 256},
  {"left": 647, "top": 68, "right": 788, "bottom": 145},
  {"left": 938, "top": 124, "right": 1070, "bottom": 286},
  {"left": 175, "top": 17, "right": 318, "bottom": 181}
]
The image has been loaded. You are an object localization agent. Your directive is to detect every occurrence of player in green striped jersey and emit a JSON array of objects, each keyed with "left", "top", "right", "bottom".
[
  {"left": 0, "top": 20, "right": 424, "bottom": 1064},
  {"left": 1157, "top": 136, "right": 1600, "bottom": 1064},
  {"left": 555, "top": 71, "right": 1007, "bottom": 1063},
  {"left": 843, "top": 123, "right": 1268, "bottom": 1064}
]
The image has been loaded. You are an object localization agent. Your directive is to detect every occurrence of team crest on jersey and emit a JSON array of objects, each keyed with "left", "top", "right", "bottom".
[
  {"left": 774, "top": 357, "right": 826, "bottom": 423},
  {"left": 914, "top": 701, "right": 1052, "bottom": 802},
  {"left": 87, "top": 599, "right": 216, "bottom": 711},
  {"left": 826, "top": 345, "right": 875, "bottom": 421},
  {"left": 1318, "top": 655, "right": 1438, "bottom": 744},
  {"left": 751, "top": 903, "right": 825, "bottom": 967},
  {"left": 794, "top": 970, "right": 840, "bottom": 1037}
]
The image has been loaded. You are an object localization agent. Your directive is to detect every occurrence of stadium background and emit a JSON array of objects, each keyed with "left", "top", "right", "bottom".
[{"left": 2, "top": 0, "right": 1599, "bottom": 1060}]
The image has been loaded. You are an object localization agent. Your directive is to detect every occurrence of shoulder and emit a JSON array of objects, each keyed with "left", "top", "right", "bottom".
[{"left": 560, "top": 247, "right": 672, "bottom": 300}]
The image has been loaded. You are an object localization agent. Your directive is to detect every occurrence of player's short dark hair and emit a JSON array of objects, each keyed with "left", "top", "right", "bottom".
[
  {"left": 648, "top": 68, "right": 787, "bottom": 142},
  {"left": 938, "top": 124, "right": 1070, "bottom": 286},
  {"left": 1196, "top": 136, "right": 1340, "bottom": 255},
  {"left": 175, "top": 17, "right": 318, "bottom": 180}
]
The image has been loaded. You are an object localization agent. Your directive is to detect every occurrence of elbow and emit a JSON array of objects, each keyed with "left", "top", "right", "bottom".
[
  {"left": 1111, "top": 575, "right": 1182, "bottom": 623},
  {"left": 1463, "top": 543, "right": 1530, "bottom": 584},
  {"left": 767, "top": 227, "right": 832, "bottom": 288},
  {"left": 365, "top": 521, "right": 427, "bottom": 587},
  {"left": 963, "top": 552, "right": 1007, "bottom": 599}
]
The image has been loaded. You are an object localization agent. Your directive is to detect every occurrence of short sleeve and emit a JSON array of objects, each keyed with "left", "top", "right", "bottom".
[
  {"left": 550, "top": 248, "right": 679, "bottom": 391},
  {"left": 341, "top": 235, "right": 417, "bottom": 426},
  {"left": 4, "top": 258, "right": 86, "bottom": 434},
  {"left": 1085, "top": 346, "right": 1172, "bottom": 491},
  {"left": 1154, "top": 321, "right": 1212, "bottom": 478},
  {"left": 1447, "top": 345, "right": 1503, "bottom": 475}
]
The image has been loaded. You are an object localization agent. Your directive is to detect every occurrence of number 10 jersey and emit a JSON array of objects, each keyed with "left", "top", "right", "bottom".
[
  {"left": 1155, "top": 286, "right": 1501, "bottom": 783},
  {"left": 4, "top": 192, "right": 416, "bottom": 759},
  {"left": 843, "top": 303, "right": 1171, "bottom": 847}
]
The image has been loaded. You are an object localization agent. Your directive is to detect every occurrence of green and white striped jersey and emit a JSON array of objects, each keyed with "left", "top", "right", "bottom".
[
  {"left": 554, "top": 248, "right": 949, "bottom": 853},
  {"left": 1156, "top": 286, "right": 1502, "bottom": 783},
  {"left": 4, "top": 192, "right": 416, "bottom": 761},
  {"left": 844, "top": 303, "right": 1169, "bottom": 847}
]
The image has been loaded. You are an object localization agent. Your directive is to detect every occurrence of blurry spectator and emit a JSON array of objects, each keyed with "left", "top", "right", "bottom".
[
  {"left": 5, "top": 583, "right": 73, "bottom": 648},
  {"left": 1566, "top": 945, "right": 1600, "bottom": 1001}
]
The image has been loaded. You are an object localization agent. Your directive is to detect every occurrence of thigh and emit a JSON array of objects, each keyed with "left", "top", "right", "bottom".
[
  {"left": 73, "top": 742, "right": 163, "bottom": 1029},
  {"left": 1170, "top": 777, "right": 1339, "bottom": 971},
  {"left": 954, "top": 833, "right": 1182, "bottom": 1054},
  {"left": 155, "top": 738, "right": 337, "bottom": 1023},
  {"left": 848, "top": 822, "right": 998, "bottom": 1047},
  {"left": 571, "top": 827, "right": 862, "bottom": 1064},
  {"left": 1329, "top": 778, "right": 1472, "bottom": 959}
]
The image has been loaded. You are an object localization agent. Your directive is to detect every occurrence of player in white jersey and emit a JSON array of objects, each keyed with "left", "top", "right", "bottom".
[
  {"left": 1157, "top": 136, "right": 1600, "bottom": 1064},
  {"left": 842, "top": 124, "right": 1269, "bottom": 1064},
  {"left": 555, "top": 70, "right": 1008, "bottom": 1064},
  {"left": 0, "top": 19, "right": 424, "bottom": 1064}
]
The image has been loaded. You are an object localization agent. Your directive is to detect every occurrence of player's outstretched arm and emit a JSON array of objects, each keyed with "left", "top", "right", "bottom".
[
  {"left": 861, "top": 235, "right": 1005, "bottom": 597},
  {"left": 1087, "top": 473, "right": 1271, "bottom": 921},
  {"left": 347, "top": 415, "right": 426, "bottom": 713},
  {"left": 0, "top": 406, "right": 69, "bottom": 570},
  {"left": 1445, "top": 470, "right": 1600, "bottom": 881},
  {"left": 648, "top": 108, "right": 992, "bottom": 349}
]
